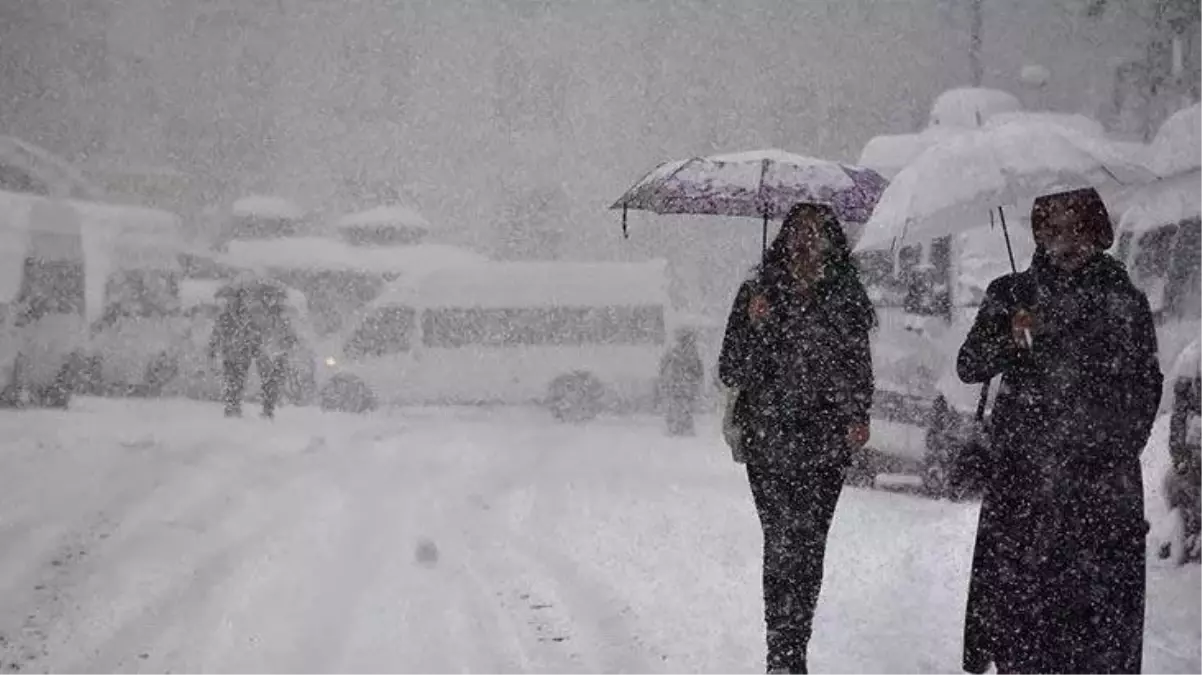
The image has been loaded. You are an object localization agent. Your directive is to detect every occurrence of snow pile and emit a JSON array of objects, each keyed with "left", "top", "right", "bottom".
[{"left": 928, "top": 88, "right": 1023, "bottom": 129}]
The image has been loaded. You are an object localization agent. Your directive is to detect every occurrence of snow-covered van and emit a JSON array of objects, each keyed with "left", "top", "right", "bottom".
[
  {"left": 1111, "top": 172, "right": 1201, "bottom": 407},
  {"left": 0, "top": 188, "right": 194, "bottom": 402},
  {"left": 319, "top": 259, "right": 672, "bottom": 419},
  {"left": 74, "top": 201, "right": 189, "bottom": 396},
  {"left": 856, "top": 219, "right": 1041, "bottom": 493}
]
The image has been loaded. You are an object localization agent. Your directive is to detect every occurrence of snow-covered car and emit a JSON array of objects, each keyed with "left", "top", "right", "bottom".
[{"left": 172, "top": 279, "right": 318, "bottom": 406}]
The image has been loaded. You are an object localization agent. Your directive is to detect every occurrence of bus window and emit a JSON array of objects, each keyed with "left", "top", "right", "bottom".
[
  {"left": 14, "top": 257, "right": 85, "bottom": 326},
  {"left": 422, "top": 305, "right": 666, "bottom": 349},
  {"left": 344, "top": 306, "right": 416, "bottom": 358},
  {"left": 273, "top": 268, "right": 385, "bottom": 337}
]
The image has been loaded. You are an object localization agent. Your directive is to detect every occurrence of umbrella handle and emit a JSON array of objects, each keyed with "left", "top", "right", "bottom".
[{"left": 622, "top": 205, "right": 629, "bottom": 240}]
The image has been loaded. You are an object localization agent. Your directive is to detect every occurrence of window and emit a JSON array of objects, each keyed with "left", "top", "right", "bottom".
[
  {"left": 271, "top": 268, "right": 385, "bottom": 337},
  {"left": 344, "top": 306, "right": 416, "bottom": 358},
  {"left": 14, "top": 257, "right": 85, "bottom": 326},
  {"left": 1134, "top": 225, "right": 1178, "bottom": 280},
  {"left": 1165, "top": 219, "right": 1201, "bottom": 321},
  {"left": 422, "top": 305, "right": 666, "bottom": 349}
]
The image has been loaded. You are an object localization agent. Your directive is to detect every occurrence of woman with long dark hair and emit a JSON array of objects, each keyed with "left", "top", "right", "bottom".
[{"left": 719, "top": 202, "right": 876, "bottom": 674}]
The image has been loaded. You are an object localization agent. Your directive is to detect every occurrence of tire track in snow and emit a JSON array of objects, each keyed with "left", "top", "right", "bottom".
[
  {"left": 426, "top": 424, "right": 657, "bottom": 673},
  {"left": 2, "top": 426, "right": 329, "bottom": 673}
]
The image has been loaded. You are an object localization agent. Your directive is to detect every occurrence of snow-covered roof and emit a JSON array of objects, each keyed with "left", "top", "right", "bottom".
[
  {"left": 336, "top": 204, "right": 431, "bottom": 230},
  {"left": 218, "top": 237, "right": 488, "bottom": 276},
  {"left": 928, "top": 88, "right": 1023, "bottom": 129},
  {"left": 1148, "top": 102, "right": 1201, "bottom": 177},
  {"left": 984, "top": 111, "right": 1105, "bottom": 138},
  {"left": 856, "top": 128, "right": 964, "bottom": 179},
  {"left": 231, "top": 195, "right": 305, "bottom": 221},
  {"left": 0, "top": 135, "right": 101, "bottom": 200},
  {"left": 1116, "top": 170, "right": 1202, "bottom": 234},
  {"left": 374, "top": 259, "right": 671, "bottom": 310}
]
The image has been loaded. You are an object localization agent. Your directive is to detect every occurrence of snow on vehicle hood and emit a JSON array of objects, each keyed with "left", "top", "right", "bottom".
[
  {"left": 1148, "top": 102, "right": 1201, "bottom": 177},
  {"left": 928, "top": 87, "right": 1023, "bottom": 129}
]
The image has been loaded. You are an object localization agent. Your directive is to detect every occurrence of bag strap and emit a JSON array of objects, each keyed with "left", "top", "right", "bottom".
[{"left": 974, "top": 377, "right": 993, "bottom": 423}]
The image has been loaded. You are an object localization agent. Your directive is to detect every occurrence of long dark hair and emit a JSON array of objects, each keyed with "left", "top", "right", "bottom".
[{"left": 755, "top": 202, "right": 877, "bottom": 331}]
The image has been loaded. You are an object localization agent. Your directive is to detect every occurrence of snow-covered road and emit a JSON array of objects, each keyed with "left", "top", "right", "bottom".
[{"left": 0, "top": 399, "right": 1197, "bottom": 673}]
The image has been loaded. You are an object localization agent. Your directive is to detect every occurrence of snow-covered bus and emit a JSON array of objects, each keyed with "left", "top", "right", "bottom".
[{"left": 319, "top": 260, "right": 672, "bottom": 420}]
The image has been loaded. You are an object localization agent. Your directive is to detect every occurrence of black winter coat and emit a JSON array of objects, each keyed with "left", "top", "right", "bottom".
[
  {"left": 957, "top": 252, "right": 1162, "bottom": 674},
  {"left": 718, "top": 272, "right": 874, "bottom": 469}
]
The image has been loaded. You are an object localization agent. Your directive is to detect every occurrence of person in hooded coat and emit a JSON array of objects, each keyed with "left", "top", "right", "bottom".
[
  {"left": 718, "top": 202, "right": 875, "bottom": 675},
  {"left": 659, "top": 328, "right": 705, "bottom": 436},
  {"left": 956, "top": 187, "right": 1163, "bottom": 674}
]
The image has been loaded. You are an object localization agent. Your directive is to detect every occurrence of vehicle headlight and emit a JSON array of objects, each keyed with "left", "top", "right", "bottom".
[{"left": 325, "top": 356, "right": 337, "bottom": 367}]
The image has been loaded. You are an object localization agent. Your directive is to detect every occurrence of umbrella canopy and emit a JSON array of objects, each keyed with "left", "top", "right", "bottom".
[
  {"left": 611, "top": 149, "right": 888, "bottom": 239},
  {"left": 1148, "top": 102, "right": 1201, "bottom": 177},
  {"left": 857, "top": 127, "right": 967, "bottom": 180},
  {"left": 855, "top": 122, "right": 1156, "bottom": 254}
]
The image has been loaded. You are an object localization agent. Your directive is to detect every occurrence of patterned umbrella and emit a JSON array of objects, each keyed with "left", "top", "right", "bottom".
[{"left": 610, "top": 149, "right": 889, "bottom": 250}]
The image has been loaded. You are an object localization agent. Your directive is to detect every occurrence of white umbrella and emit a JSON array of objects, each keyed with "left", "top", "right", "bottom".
[{"left": 854, "top": 122, "right": 1157, "bottom": 263}]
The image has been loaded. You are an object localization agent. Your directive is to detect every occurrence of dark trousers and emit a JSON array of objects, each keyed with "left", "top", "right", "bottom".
[
  {"left": 222, "top": 352, "right": 284, "bottom": 417},
  {"left": 747, "top": 460, "right": 844, "bottom": 674}
]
